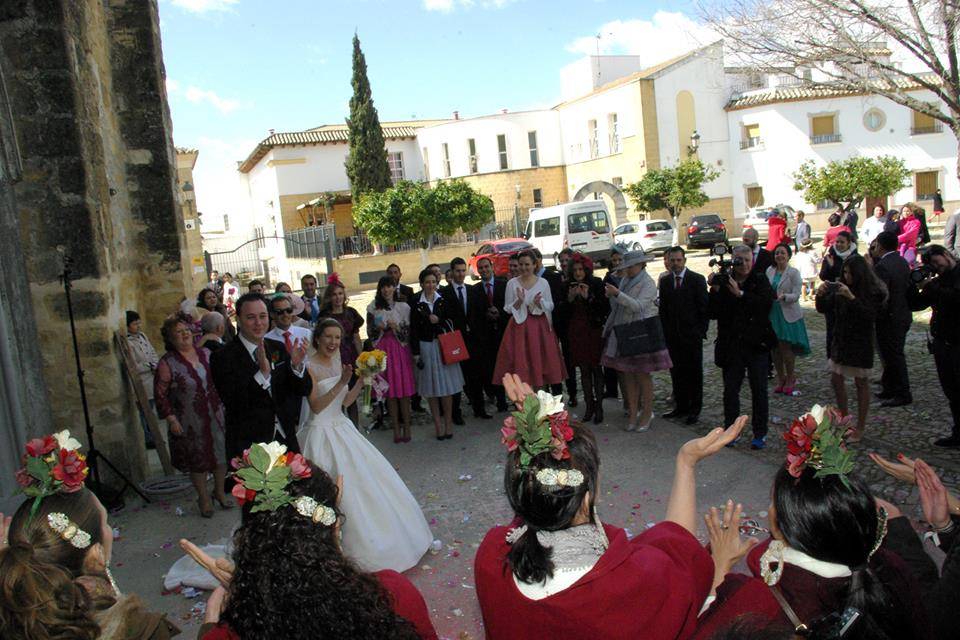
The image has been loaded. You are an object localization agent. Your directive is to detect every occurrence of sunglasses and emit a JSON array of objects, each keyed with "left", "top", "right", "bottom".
[{"left": 272, "top": 307, "right": 294, "bottom": 315}]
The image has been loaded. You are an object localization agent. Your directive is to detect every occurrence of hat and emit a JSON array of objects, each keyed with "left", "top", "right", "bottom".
[
  {"left": 800, "top": 239, "right": 813, "bottom": 249},
  {"left": 272, "top": 292, "right": 305, "bottom": 317},
  {"left": 616, "top": 250, "right": 656, "bottom": 270}
]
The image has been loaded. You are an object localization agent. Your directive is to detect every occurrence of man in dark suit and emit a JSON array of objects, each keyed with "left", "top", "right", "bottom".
[
  {"left": 742, "top": 228, "right": 773, "bottom": 275},
  {"left": 873, "top": 231, "right": 913, "bottom": 406},
  {"left": 442, "top": 257, "right": 491, "bottom": 420},
  {"left": 474, "top": 256, "right": 508, "bottom": 412},
  {"left": 530, "top": 247, "right": 569, "bottom": 399},
  {"left": 659, "top": 246, "right": 709, "bottom": 424},
  {"left": 387, "top": 263, "right": 416, "bottom": 303},
  {"left": 211, "top": 293, "right": 313, "bottom": 461},
  {"left": 299, "top": 273, "right": 320, "bottom": 325}
]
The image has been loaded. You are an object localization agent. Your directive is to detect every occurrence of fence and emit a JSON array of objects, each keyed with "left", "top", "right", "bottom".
[{"left": 205, "top": 225, "right": 335, "bottom": 286}]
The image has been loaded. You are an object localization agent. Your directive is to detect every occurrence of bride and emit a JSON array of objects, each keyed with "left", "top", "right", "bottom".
[{"left": 298, "top": 318, "right": 432, "bottom": 573}]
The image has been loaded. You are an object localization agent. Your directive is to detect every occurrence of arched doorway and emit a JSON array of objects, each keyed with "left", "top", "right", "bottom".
[{"left": 572, "top": 181, "right": 629, "bottom": 225}]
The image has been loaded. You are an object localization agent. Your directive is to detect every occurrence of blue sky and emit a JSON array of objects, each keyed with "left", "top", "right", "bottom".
[{"left": 159, "top": 0, "right": 714, "bottom": 219}]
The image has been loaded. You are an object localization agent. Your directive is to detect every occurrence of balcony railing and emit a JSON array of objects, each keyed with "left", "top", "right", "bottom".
[
  {"left": 911, "top": 123, "right": 943, "bottom": 135},
  {"left": 740, "top": 136, "right": 762, "bottom": 150},
  {"left": 810, "top": 133, "right": 842, "bottom": 144}
]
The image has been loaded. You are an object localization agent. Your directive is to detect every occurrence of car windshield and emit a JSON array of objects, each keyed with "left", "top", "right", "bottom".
[
  {"left": 692, "top": 215, "right": 721, "bottom": 224},
  {"left": 751, "top": 210, "right": 777, "bottom": 220},
  {"left": 496, "top": 241, "right": 531, "bottom": 253}
]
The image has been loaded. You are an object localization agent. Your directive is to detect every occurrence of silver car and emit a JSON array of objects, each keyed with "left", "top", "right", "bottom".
[
  {"left": 741, "top": 205, "right": 796, "bottom": 241},
  {"left": 613, "top": 219, "right": 675, "bottom": 253}
]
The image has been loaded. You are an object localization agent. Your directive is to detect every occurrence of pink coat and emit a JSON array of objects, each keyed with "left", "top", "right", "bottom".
[{"left": 898, "top": 217, "right": 921, "bottom": 264}]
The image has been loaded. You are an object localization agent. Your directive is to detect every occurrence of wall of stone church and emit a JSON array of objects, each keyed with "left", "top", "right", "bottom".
[{"left": 0, "top": 0, "right": 190, "bottom": 486}]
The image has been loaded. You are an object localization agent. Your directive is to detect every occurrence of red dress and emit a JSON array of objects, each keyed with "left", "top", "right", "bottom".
[
  {"left": 475, "top": 521, "right": 712, "bottom": 640},
  {"left": 693, "top": 539, "right": 928, "bottom": 639},
  {"left": 765, "top": 216, "right": 789, "bottom": 251},
  {"left": 493, "top": 277, "right": 567, "bottom": 387},
  {"left": 200, "top": 570, "right": 437, "bottom": 640}
]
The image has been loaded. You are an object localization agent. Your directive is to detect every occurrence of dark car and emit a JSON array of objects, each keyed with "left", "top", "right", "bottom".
[
  {"left": 469, "top": 238, "right": 533, "bottom": 277},
  {"left": 686, "top": 214, "right": 728, "bottom": 249}
]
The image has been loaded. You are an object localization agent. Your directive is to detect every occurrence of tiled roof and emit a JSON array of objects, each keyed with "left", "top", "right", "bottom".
[
  {"left": 726, "top": 72, "right": 942, "bottom": 110},
  {"left": 175, "top": 146, "right": 198, "bottom": 154},
  {"left": 238, "top": 121, "right": 442, "bottom": 173}
]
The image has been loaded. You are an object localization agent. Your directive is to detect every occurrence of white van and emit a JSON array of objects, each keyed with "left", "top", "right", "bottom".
[{"left": 524, "top": 201, "right": 615, "bottom": 266}]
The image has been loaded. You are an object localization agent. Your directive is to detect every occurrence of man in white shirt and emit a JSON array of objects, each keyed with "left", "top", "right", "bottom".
[
  {"left": 266, "top": 293, "right": 312, "bottom": 350},
  {"left": 861, "top": 206, "right": 888, "bottom": 247}
]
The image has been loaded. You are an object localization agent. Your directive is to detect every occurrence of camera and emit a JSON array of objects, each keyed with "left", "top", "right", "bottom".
[
  {"left": 708, "top": 244, "right": 743, "bottom": 287},
  {"left": 910, "top": 265, "right": 935, "bottom": 285}
]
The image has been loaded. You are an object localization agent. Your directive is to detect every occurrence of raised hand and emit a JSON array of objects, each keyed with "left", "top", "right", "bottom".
[
  {"left": 257, "top": 339, "right": 271, "bottom": 376},
  {"left": 179, "top": 539, "right": 234, "bottom": 588},
  {"left": 339, "top": 364, "right": 353, "bottom": 386},
  {"left": 502, "top": 373, "right": 535, "bottom": 410},
  {"left": 290, "top": 338, "right": 308, "bottom": 370},
  {"left": 704, "top": 500, "right": 758, "bottom": 585},
  {"left": 916, "top": 459, "right": 951, "bottom": 530},
  {"left": 679, "top": 416, "right": 747, "bottom": 467},
  {"left": 869, "top": 452, "right": 916, "bottom": 484}
]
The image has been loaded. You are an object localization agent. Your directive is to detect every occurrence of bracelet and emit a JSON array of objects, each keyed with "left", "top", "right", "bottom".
[{"left": 934, "top": 520, "right": 956, "bottom": 534}]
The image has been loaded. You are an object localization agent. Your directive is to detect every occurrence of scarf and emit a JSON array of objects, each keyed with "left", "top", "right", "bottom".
[{"left": 833, "top": 246, "right": 855, "bottom": 260}]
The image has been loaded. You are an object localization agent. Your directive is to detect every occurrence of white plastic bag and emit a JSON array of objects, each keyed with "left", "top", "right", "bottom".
[{"left": 163, "top": 544, "right": 228, "bottom": 592}]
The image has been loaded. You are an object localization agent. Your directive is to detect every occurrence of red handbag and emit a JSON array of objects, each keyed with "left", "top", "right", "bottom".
[{"left": 438, "top": 328, "right": 470, "bottom": 365}]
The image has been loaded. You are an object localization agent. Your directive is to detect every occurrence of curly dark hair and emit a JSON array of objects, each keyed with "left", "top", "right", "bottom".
[{"left": 222, "top": 464, "right": 419, "bottom": 640}]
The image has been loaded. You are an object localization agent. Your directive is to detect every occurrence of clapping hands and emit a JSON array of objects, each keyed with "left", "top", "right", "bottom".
[
  {"left": 289, "top": 337, "right": 308, "bottom": 370},
  {"left": 502, "top": 373, "right": 535, "bottom": 410},
  {"left": 340, "top": 364, "right": 353, "bottom": 386}
]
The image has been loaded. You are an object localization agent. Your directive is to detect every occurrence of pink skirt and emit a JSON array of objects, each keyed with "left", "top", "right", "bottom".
[
  {"left": 493, "top": 315, "right": 567, "bottom": 387},
  {"left": 376, "top": 331, "right": 416, "bottom": 399}
]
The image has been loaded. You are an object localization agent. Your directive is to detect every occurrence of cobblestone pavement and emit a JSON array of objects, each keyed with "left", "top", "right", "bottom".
[{"left": 108, "top": 229, "right": 956, "bottom": 639}]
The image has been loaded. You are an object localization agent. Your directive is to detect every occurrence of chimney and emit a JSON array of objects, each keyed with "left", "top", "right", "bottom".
[
  {"left": 501, "top": 108, "right": 508, "bottom": 114},
  {"left": 268, "top": 128, "right": 275, "bottom": 136},
  {"left": 453, "top": 111, "right": 460, "bottom": 120}
]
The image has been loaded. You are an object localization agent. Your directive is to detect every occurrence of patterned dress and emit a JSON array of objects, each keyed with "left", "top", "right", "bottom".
[{"left": 154, "top": 348, "right": 225, "bottom": 472}]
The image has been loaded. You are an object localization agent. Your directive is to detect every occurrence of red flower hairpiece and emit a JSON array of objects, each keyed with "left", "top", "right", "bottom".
[
  {"left": 17, "top": 430, "right": 89, "bottom": 520},
  {"left": 230, "top": 442, "right": 312, "bottom": 512},
  {"left": 783, "top": 404, "right": 855, "bottom": 487},
  {"left": 501, "top": 391, "right": 572, "bottom": 468},
  {"left": 571, "top": 253, "right": 594, "bottom": 271},
  {"left": 327, "top": 272, "right": 344, "bottom": 287}
]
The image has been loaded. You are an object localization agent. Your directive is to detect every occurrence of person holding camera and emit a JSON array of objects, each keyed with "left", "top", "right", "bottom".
[
  {"left": 708, "top": 244, "right": 777, "bottom": 449},
  {"left": 873, "top": 231, "right": 913, "bottom": 408},
  {"left": 908, "top": 245, "right": 960, "bottom": 447}
]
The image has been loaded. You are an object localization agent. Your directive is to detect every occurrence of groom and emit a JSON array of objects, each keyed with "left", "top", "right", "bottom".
[{"left": 211, "top": 293, "right": 313, "bottom": 461}]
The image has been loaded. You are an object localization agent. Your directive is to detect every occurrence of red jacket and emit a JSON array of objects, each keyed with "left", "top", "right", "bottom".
[
  {"left": 693, "top": 538, "right": 928, "bottom": 639},
  {"left": 200, "top": 569, "right": 437, "bottom": 640},
  {"left": 475, "top": 521, "right": 712, "bottom": 640},
  {"left": 765, "top": 216, "right": 789, "bottom": 251}
]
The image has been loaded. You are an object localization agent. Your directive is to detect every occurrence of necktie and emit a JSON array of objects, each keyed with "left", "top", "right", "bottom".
[
  {"left": 309, "top": 297, "right": 319, "bottom": 323},
  {"left": 283, "top": 330, "right": 292, "bottom": 353},
  {"left": 458, "top": 286, "right": 466, "bottom": 313},
  {"left": 675, "top": 275, "right": 682, "bottom": 290},
  {"left": 486, "top": 282, "right": 493, "bottom": 305}
]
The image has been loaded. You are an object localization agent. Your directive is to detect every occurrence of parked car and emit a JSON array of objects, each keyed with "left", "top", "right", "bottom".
[
  {"left": 613, "top": 219, "right": 675, "bottom": 254},
  {"left": 741, "top": 205, "right": 797, "bottom": 241},
  {"left": 685, "top": 214, "right": 728, "bottom": 249},
  {"left": 524, "top": 201, "right": 615, "bottom": 266},
  {"left": 468, "top": 238, "right": 533, "bottom": 277}
]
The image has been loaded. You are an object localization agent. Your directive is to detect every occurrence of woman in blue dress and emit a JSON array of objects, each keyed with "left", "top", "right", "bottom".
[{"left": 766, "top": 242, "right": 810, "bottom": 397}]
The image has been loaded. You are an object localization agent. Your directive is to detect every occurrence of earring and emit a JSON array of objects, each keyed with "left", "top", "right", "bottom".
[{"left": 760, "top": 539, "right": 785, "bottom": 586}]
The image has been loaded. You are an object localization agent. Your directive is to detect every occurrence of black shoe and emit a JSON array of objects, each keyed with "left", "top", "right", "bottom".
[
  {"left": 474, "top": 412, "right": 493, "bottom": 420},
  {"left": 593, "top": 408, "right": 604, "bottom": 424},
  {"left": 880, "top": 396, "right": 912, "bottom": 408},
  {"left": 453, "top": 415, "right": 465, "bottom": 426},
  {"left": 412, "top": 404, "right": 426, "bottom": 413},
  {"left": 663, "top": 410, "right": 686, "bottom": 419},
  {"left": 874, "top": 391, "right": 894, "bottom": 400},
  {"left": 444, "top": 433, "right": 453, "bottom": 440},
  {"left": 934, "top": 436, "right": 960, "bottom": 448},
  {"left": 685, "top": 415, "right": 700, "bottom": 425}
]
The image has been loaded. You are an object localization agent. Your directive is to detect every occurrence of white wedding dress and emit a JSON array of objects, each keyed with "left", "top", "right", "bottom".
[{"left": 297, "top": 366, "right": 432, "bottom": 573}]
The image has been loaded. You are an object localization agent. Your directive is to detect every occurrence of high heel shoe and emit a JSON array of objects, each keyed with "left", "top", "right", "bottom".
[
  {"left": 197, "top": 498, "right": 214, "bottom": 518},
  {"left": 213, "top": 495, "right": 234, "bottom": 510},
  {"left": 635, "top": 412, "right": 655, "bottom": 433}
]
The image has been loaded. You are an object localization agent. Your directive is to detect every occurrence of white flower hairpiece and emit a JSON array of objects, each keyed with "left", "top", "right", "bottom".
[
  {"left": 47, "top": 512, "right": 91, "bottom": 549},
  {"left": 52, "top": 430, "right": 83, "bottom": 452},
  {"left": 534, "top": 390, "right": 565, "bottom": 422},
  {"left": 260, "top": 442, "right": 288, "bottom": 473},
  {"left": 535, "top": 467, "right": 584, "bottom": 490},
  {"left": 293, "top": 496, "right": 337, "bottom": 526}
]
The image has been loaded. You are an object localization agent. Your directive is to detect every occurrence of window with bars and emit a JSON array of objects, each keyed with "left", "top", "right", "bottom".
[
  {"left": 387, "top": 151, "right": 404, "bottom": 183},
  {"left": 746, "top": 186, "right": 764, "bottom": 208},
  {"left": 741, "top": 123, "right": 761, "bottom": 149},
  {"left": 442, "top": 143, "right": 451, "bottom": 178},
  {"left": 911, "top": 109, "right": 942, "bottom": 135},
  {"left": 468, "top": 138, "right": 478, "bottom": 174},
  {"left": 608, "top": 113, "right": 620, "bottom": 153},
  {"left": 223, "top": 214, "right": 230, "bottom": 231},
  {"left": 528, "top": 131, "right": 539, "bottom": 167},
  {"left": 588, "top": 119, "right": 599, "bottom": 159},
  {"left": 532, "top": 188, "right": 543, "bottom": 208},
  {"left": 915, "top": 171, "right": 938, "bottom": 200},
  {"left": 611, "top": 176, "right": 623, "bottom": 188},
  {"left": 810, "top": 115, "right": 840, "bottom": 144},
  {"left": 422, "top": 147, "right": 430, "bottom": 181},
  {"left": 497, "top": 134, "right": 508, "bottom": 170}
]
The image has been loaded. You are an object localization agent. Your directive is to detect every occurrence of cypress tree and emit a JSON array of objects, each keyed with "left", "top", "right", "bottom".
[{"left": 345, "top": 34, "right": 392, "bottom": 203}]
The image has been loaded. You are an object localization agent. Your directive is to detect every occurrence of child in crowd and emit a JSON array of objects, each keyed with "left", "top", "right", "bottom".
[{"left": 791, "top": 239, "right": 819, "bottom": 301}]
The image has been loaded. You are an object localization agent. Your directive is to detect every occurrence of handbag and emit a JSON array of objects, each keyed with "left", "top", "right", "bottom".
[
  {"left": 438, "top": 322, "right": 470, "bottom": 365},
  {"left": 613, "top": 316, "right": 665, "bottom": 357}
]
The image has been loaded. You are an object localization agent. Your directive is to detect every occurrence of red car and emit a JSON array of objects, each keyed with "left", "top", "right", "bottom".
[{"left": 469, "top": 238, "right": 533, "bottom": 277}]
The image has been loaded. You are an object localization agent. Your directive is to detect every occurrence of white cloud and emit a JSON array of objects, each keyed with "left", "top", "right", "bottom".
[
  {"left": 184, "top": 86, "right": 241, "bottom": 114},
  {"left": 169, "top": 0, "right": 239, "bottom": 13},
  {"left": 566, "top": 11, "right": 720, "bottom": 65}
]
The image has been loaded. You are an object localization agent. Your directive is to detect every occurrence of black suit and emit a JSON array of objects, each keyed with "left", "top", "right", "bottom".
[
  {"left": 475, "top": 277, "right": 508, "bottom": 410},
  {"left": 210, "top": 337, "right": 313, "bottom": 460},
  {"left": 441, "top": 282, "right": 489, "bottom": 417},
  {"left": 539, "top": 268, "right": 576, "bottom": 399},
  {"left": 874, "top": 251, "right": 913, "bottom": 400},
  {"left": 750, "top": 247, "right": 774, "bottom": 275},
  {"left": 659, "top": 269, "right": 709, "bottom": 417},
  {"left": 397, "top": 283, "right": 416, "bottom": 304}
]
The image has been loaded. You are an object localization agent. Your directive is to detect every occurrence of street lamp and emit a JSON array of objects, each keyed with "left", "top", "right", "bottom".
[
  {"left": 513, "top": 183, "right": 522, "bottom": 238},
  {"left": 687, "top": 130, "right": 701, "bottom": 156}
]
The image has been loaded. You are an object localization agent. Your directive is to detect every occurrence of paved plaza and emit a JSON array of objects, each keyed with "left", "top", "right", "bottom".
[{"left": 108, "top": 235, "right": 958, "bottom": 640}]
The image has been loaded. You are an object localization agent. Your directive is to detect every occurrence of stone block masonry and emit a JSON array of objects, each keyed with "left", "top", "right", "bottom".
[{"left": 0, "top": 0, "right": 192, "bottom": 492}]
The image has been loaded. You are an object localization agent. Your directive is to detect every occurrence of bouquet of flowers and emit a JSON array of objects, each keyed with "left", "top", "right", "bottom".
[
  {"left": 230, "top": 441, "right": 311, "bottom": 512},
  {"left": 783, "top": 404, "right": 855, "bottom": 486},
  {"left": 16, "top": 430, "right": 89, "bottom": 519},
  {"left": 355, "top": 349, "right": 388, "bottom": 415},
  {"left": 500, "top": 390, "right": 573, "bottom": 468}
]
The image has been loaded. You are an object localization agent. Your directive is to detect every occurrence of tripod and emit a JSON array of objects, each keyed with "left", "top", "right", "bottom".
[{"left": 61, "top": 253, "right": 150, "bottom": 509}]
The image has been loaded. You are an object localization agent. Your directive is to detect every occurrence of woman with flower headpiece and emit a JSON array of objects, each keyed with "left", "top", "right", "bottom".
[
  {"left": 298, "top": 319, "right": 432, "bottom": 572},
  {"left": 193, "top": 444, "right": 436, "bottom": 640},
  {"left": 693, "top": 405, "right": 927, "bottom": 640},
  {"left": 475, "top": 374, "right": 744, "bottom": 639},
  {"left": 0, "top": 432, "right": 179, "bottom": 639},
  {"left": 318, "top": 273, "right": 364, "bottom": 424},
  {"left": 556, "top": 253, "right": 609, "bottom": 424}
]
